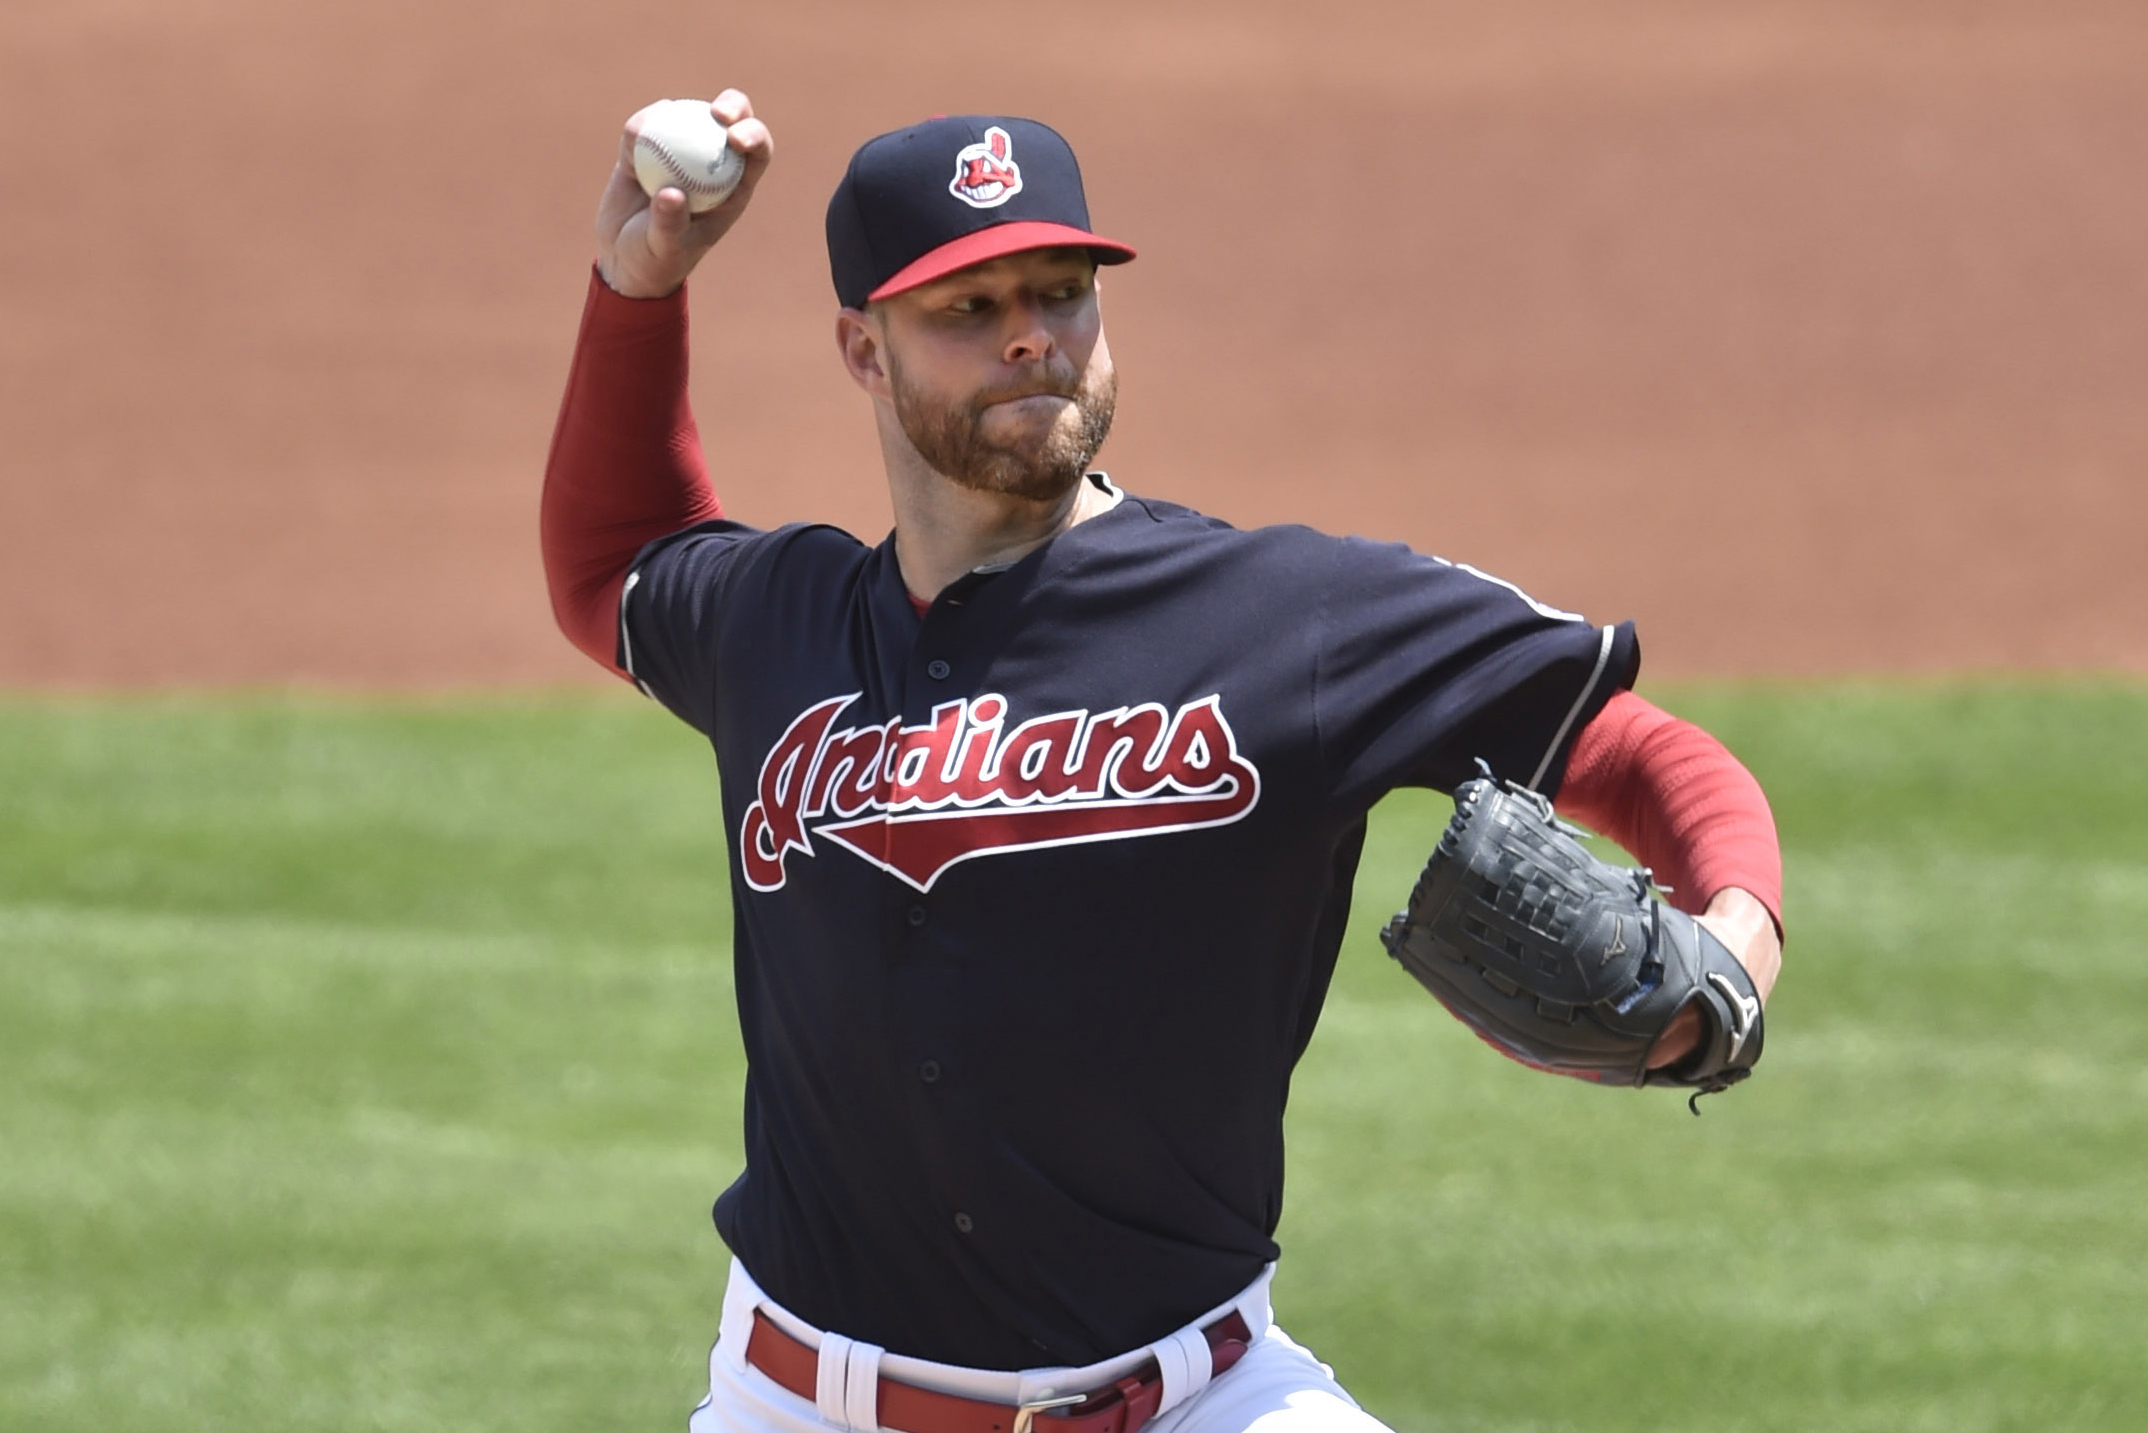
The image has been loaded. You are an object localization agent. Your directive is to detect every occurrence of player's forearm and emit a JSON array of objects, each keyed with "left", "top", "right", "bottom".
[
  {"left": 540, "top": 267, "right": 724, "bottom": 671},
  {"left": 1553, "top": 690, "right": 1784, "bottom": 936}
]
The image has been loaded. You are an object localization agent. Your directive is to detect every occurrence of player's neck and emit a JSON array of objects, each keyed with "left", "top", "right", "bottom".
[{"left": 885, "top": 463, "right": 1119, "bottom": 604}]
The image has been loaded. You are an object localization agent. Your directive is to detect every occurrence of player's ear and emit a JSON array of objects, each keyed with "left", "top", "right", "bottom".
[{"left": 836, "top": 307, "right": 891, "bottom": 399}]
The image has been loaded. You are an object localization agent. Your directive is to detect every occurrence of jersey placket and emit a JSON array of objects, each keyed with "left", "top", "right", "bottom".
[{"left": 889, "top": 566, "right": 1005, "bottom": 1246}]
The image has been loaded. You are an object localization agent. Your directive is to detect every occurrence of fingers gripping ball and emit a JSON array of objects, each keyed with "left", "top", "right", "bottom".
[
  {"left": 633, "top": 99, "right": 746, "bottom": 213},
  {"left": 1380, "top": 773, "right": 1764, "bottom": 1107}
]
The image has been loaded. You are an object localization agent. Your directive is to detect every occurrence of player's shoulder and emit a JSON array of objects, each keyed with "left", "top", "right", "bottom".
[
  {"left": 1103, "top": 484, "right": 1332, "bottom": 552},
  {"left": 1073, "top": 488, "right": 1342, "bottom": 602},
  {"left": 632, "top": 517, "right": 872, "bottom": 585},
  {"left": 1103, "top": 484, "right": 1587, "bottom": 617},
  {"left": 1102, "top": 484, "right": 1410, "bottom": 570}
]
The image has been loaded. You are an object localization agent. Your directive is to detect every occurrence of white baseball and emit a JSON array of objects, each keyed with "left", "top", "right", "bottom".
[{"left": 632, "top": 99, "right": 746, "bottom": 213}]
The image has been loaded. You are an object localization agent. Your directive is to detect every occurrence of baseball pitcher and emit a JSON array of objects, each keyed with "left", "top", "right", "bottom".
[{"left": 541, "top": 92, "right": 1785, "bottom": 1433}]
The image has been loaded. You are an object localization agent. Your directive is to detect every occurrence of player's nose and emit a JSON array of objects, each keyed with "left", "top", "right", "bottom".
[{"left": 998, "top": 292, "right": 1056, "bottom": 365}]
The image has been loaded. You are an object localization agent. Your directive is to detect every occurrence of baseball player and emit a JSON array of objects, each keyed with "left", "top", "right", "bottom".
[{"left": 541, "top": 92, "right": 1785, "bottom": 1433}]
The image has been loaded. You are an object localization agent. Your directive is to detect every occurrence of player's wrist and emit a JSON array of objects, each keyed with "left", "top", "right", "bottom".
[
  {"left": 1644, "top": 1006, "right": 1704, "bottom": 1070},
  {"left": 595, "top": 254, "right": 685, "bottom": 301},
  {"left": 1700, "top": 886, "right": 1781, "bottom": 1003}
]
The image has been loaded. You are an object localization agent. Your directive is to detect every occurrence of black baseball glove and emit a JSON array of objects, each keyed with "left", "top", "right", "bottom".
[{"left": 1380, "top": 772, "right": 1764, "bottom": 1108}]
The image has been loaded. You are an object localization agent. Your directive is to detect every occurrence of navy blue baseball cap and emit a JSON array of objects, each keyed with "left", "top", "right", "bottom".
[{"left": 826, "top": 115, "right": 1136, "bottom": 309}]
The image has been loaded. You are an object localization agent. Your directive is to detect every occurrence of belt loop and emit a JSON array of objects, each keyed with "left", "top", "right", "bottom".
[
  {"left": 816, "top": 1331, "right": 856, "bottom": 1427},
  {"left": 716, "top": 1259, "right": 760, "bottom": 1375},
  {"left": 1148, "top": 1325, "right": 1213, "bottom": 1417},
  {"left": 844, "top": 1340, "right": 885, "bottom": 1431},
  {"left": 1240, "top": 1264, "right": 1276, "bottom": 1339}
]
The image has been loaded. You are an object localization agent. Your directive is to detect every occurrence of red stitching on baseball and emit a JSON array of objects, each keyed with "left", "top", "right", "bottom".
[{"left": 637, "top": 136, "right": 735, "bottom": 195}]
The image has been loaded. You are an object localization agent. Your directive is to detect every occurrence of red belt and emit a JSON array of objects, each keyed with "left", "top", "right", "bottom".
[{"left": 744, "top": 1308, "right": 1253, "bottom": 1433}]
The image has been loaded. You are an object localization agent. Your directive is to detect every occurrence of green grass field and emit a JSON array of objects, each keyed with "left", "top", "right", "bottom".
[{"left": 3, "top": 683, "right": 2144, "bottom": 1432}]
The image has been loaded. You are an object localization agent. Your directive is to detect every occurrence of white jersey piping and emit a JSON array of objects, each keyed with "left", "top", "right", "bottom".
[
  {"left": 618, "top": 568, "right": 656, "bottom": 700},
  {"left": 1526, "top": 624, "right": 1616, "bottom": 792}
]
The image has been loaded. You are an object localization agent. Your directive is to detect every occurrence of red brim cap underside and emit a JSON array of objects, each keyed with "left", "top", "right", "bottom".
[{"left": 866, "top": 221, "right": 1137, "bottom": 304}]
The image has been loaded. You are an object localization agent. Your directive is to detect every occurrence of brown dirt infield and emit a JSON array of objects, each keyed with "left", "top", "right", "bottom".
[{"left": 4, "top": 0, "right": 2145, "bottom": 687}]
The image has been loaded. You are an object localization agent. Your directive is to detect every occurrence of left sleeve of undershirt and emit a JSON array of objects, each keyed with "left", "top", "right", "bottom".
[{"left": 1552, "top": 689, "right": 1785, "bottom": 936}]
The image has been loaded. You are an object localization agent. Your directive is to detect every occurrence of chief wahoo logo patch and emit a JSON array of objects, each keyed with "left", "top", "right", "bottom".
[{"left": 949, "top": 126, "right": 1023, "bottom": 208}]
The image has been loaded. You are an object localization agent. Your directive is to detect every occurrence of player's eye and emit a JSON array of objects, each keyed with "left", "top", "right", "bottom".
[{"left": 946, "top": 294, "right": 993, "bottom": 316}]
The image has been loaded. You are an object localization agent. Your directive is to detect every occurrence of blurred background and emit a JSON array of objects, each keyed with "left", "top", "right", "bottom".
[
  {"left": 5, "top": 3, "right": 2146, "bottom": 1432},
  {"left": 5, "top": 0, "right": 2144, "bottom": 686}
]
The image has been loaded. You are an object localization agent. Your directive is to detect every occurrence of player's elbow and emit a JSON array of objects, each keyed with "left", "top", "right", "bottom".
[{"left": 544, "top": 558, "right": 632, "bottom": 678}]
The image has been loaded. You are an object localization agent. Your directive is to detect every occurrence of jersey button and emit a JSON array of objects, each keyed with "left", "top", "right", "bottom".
[
  {"left": 907, "top": 905, "right": 928, "bottom": 927},
  {"left": 926, "top": 659, "right": 951, "bottom": 680},
  {"left": 918, "top": 1060, "right": 942, "bottom": 1084},
  {"left": 953, "top": 1212, "right": 974, "bottom": 1234}
]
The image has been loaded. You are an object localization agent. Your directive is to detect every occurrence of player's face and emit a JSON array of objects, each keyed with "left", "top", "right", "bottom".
[{"left": 876, "top": 249, "right": 1117, "bottom": 502}]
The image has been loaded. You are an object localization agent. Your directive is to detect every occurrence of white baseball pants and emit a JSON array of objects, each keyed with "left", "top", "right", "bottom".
[{"left": 688, "top": 1259, "right": 1396, "bottom": 1433}]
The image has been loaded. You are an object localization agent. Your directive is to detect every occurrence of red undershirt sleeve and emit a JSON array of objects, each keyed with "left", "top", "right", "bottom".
[
  {"left": 540, "top": 267, "right": 725, "bottom": 675},
  {"left": 1553, "top": 689, "right": 1785, "bottom": 936}
]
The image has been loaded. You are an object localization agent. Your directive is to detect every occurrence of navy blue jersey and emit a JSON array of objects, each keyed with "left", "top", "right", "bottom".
[{"left": 621, "top": 475, "right": 1637, "bottom": 1370}]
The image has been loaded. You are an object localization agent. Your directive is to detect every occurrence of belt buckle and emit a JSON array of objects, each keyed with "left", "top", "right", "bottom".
[{"left": 1011, "top": 1389, "right": 1088, "bottom": 1433}]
